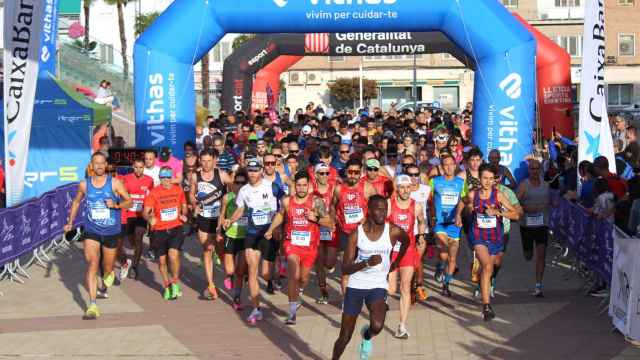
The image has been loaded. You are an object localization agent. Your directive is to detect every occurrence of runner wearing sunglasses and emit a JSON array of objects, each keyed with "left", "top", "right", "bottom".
[{"left": 313, "top": 163, "right": 339, "bottom": 304}]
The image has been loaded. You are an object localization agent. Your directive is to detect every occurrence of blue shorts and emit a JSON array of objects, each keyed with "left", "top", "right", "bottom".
[
  {"left": 342, "top": 287, "right": 387, "bottom": 316},
  {"left": 470, "top": 238, "right": 504, "bottom": 256},
  {"left": 434, "top": 223, "right": 461, "bottom": 241}
]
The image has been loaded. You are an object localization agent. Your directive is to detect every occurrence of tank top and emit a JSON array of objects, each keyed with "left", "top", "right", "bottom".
[
  {"left": 348, "top": 223, "right": 393, "bottom": 290},
  {"left": 274, "top": 171, "right": 289, "bottom": 196},
  {"left": 285, "top": 195, "right": 320, "bottom": 249},
  {"left": 411, "top": 183, "right": 431, "bottom": 235},
  {"left": 367, "top": 175, "right": 393, "bottom": 198},
  {"left": 471, "top": 188, "right": 503, "bottom": 244},
  {"left": 387, "top": 197, "right": 416, "bottom": 252},
  {"left": 84, "top": 176, "right": 121, "bottom": 236},
  {"left": 224, "top": 192, "right": 247, "bottom": 239},
  {"left": 314, "top": 183, "right": 335, "bottom": 242},
  {"left": 519, "top": 178, "right": 550, "bottom": 228},
  {"left": 337, "top": 181, "right": 368, "bottom": 234},
  {"left": 196, "top": 169, "right": 225, "bottom": 219}
]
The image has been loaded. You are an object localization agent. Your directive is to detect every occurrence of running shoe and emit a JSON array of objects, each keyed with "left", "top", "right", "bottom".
[
  {"left": 266, "top": 280, "right": 275, "bottom": 295},
  {"left": 145, "top": 249, "right": 155, "bottom": 261},
  {"left": 359, "top": 325, "right": 373, "bottom": 360},
  {"left": 473, "top": 286, "right": 480, "bottom": 300},
  {"left": 482, "top": 304, "right": 496, "bottom": 322},
  {"left": 232, "top": 297, "right": 243, "bottom": 311},
  {"left": 394, "top": 324, "right": 409, "bottom": 339},
  {"left": 83, "top": 303, "right": 100, "bottom": 320},
  {"left": 316, "top": 294, "right": 329, "bottom": 305},
  {"left": 434, "top": 263, "right": 445, "bottom": 283},
  {"left": 103, "top": 272, "right": 115, "bottom": 288},
  {"left": 163, "top": 287, "right": 172, "bottom": 300},
  {"left": 416, "top": 286, "right": 428, "bottom": 301},
  {"left": 203, "top": 286, "right": 218, "bottom": 300},
  {"left": 490, "top": 278, "right": 496, "bottom": 299},
  {"left": 128, "top": 266, "right": 138, "bottom": 280},
  {"left": 246, "top": 308, "right": 263, "bottom": 325},
  {"left": 533, "top": 285, "right": 544, "bottom": 298},
  {"left": 97, "top": 286, "right": 109, "bottom": 299},
  {"left": 441, "top": 282, "right": 452, "bottom": 297},
  {"left": 274, "top": 278, "right": 283, "bottom": 291},
  {"left": 171, "top": 283, "right": 182, "bottom": 299},
  {"left": 285, "top": 313, "right": 297, "bottom": 326},
  {"left": 120, "top": 259, "right": 132, "bottom": 280},
  {"left": 224, "top": 275, "right": 234, "bottom": 290}
]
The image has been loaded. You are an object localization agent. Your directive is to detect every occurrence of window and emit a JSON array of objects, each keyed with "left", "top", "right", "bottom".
[
  {"left": 556, "top": 35, "right": 582, "bottom": 57},
  {"left": 363, "top": 54, "right": 422, "bottom": 61},
  {"left": 555, "top": 0, "right": 580, "bottom": 6},
  {"left": 212, "top": 42, "right": 231, "bottom": 63},
  {"left": 618, "top": 0, "right": 634, "bottom": 6},
  {"left": 608, "top": 84, "right": 633, "bottom": 106},
  {"left": 619, "top": 34, "right": 636, "bottom": 56},
  {"left": 329, "top": 56, "right": 344, "bottom": 62},
  {"left": 502, "top": 0, "right": 518, "bottom": 8}
]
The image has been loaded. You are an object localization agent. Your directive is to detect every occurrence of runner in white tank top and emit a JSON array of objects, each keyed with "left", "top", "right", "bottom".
[{"left": 333, "top": 195, "right": 409, "bottom": 360}]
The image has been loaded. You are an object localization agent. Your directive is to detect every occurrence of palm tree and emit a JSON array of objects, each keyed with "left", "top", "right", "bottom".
[
  {"left": 83, "top": 0, "right": 91, "bottom": 50},
  {"left": 201, "top": 52, "right": 210, "bottom": 109},
  {"left": 104, "top": 0, "right": 130, "bottom": 79}
]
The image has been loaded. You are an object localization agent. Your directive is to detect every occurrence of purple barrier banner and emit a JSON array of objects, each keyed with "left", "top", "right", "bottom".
[
  {"left": 56, "top": 183, "right": 85, "bottom": 228},
  {"left": 550, "top": 196, "right": 614, "bottom": 283},
  {"left": 0, "top": 208, "right": 15, "bottom": 266},
  {"left": 11, "top": 199, "right": 41, "bottom": 259},
  {"left": 38, "top": 190, "right": 57, "bottom": 246}
]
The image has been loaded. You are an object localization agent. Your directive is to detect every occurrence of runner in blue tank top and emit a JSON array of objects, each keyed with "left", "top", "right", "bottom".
[
  {"left": 429, "top": 153, "right": 466, "bottom": 297},
  {"left": 64, "top": 152, "right": 132, "bottom": 320},
  {"left": 455, "top": 164, "right": 520, "bottom": 321}
]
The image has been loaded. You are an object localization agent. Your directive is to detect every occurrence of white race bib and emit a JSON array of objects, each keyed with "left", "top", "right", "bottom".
[
  {"left": 393, "top": 241, "right": 402, "bottom": 252},
  {"left": 344, "top": 207, "right": 364, "bottom": 224},
  {"left": 202, "top": 203, "right": 221, "bottom": 218},
  {"left": 252, "top": 210, "right": 269, "bottom": 226},
  {"left": 91, "top": 207, "right": 110, "bottom": 220},
  {"left": 129, "top": 200, "right": 143, "bottom": 212},
  {"left": 526, "top": 213, "right": 544, "bottom": 227},
  {"left": 160, "top": 207, "right": 178, "bottom": 222},
  {"left": 291, "top": 230, "right": 311, "bottom": 247},
  {"left": 477, "top": 214, "right": 497, "bottom": 229},
  {"left": 320, "top": 228, "right": 332, "bottom": 241},
  {"left": 441, "top": 191, "right": 459, "bottom": 206}
]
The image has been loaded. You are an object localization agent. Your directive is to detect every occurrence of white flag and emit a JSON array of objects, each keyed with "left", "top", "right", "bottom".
[
  {"left": 578, "top": 0, "right": 616, "bottom": 173},
  {"left": 4, "top": 0, "right": 44, "bottom": 206}
]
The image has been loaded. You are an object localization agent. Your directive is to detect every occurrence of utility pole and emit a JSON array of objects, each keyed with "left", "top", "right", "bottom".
[{"left": 412, "top": 53, "right": 417, "bottom": 112}]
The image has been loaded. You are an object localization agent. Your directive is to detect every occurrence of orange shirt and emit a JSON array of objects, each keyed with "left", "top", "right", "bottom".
[{"left": 144, "top": 184, "right": 186, "bottom": 231}]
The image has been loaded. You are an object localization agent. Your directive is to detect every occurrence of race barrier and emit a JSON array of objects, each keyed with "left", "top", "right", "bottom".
[
  {"left": 0, "top": 183, "right": 85, "bottom": 283},
  {"left": 609, "top": 223, "right": 640, "bottom": 341}
]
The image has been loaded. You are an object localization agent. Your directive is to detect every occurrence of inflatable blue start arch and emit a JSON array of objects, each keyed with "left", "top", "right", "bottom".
[{"left": 134, "top": 0, "right": 536, "bottom": 179}]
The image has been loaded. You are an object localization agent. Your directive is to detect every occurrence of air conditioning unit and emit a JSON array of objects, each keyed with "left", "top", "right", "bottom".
[
  {"left": 306, "top": 71, "right": 322, "bottom": 85},
  {"left": 289, "top": 71, "right": 305, "bottom": 85},
  {"left": 607, "top": 56, "right": 617, "bottom": 65}
]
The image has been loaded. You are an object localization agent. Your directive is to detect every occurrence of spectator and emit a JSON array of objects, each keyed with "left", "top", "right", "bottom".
[
  {"left": 156, "top": 146, "right": 183, "bottom": 185},
  {"left": 94, "top": 80, "right": 114, "bottom": 107},
  {"left": 613, "top": 114, "right": 629, "bottom": 150},
  {"left": 591, "top": 178, "right": 615, "bottom": 221},
  {"left": 593, "top": 156, "right": 627, "bottom": 200}
]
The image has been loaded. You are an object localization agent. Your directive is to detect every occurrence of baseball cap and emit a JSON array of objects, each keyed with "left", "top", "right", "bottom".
[
  {"left": 383, "top": 130, "right": 395, "bottom": 139},
  {"left": 159, "top": 167, "right": 173, "bottom": 179},
  {"left": 302, "top": 125, "right": 312, "bottom": 135},
  {"left": 247, "top": 159, "right": 262, "bottom": 171},
  {"left": 314, "top": 163, "right": 330, "bottom": 173},
  {"left": 365, "top": 159, "right": 380, "bottom": 169},
  {"left": 396, "top": 174, "right": 412, "bottom": 186}
]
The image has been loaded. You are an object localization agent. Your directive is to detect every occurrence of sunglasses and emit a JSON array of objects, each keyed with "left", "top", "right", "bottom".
[
  {"left": 317, "top": 172, "right": 330, "bottom": 176},
  {"left": 366, "top": 167, "right": 378, "bottom": 172},
  {"left": 407, "top": 172, "right": 420, "bottom": 177},
  {"left": 289, "top": 150, "right": 300, "bottom": 154},
  {"left": 234, "top": 181, "right": 246, "bottom": 185},
  {"left": 159, "top": 176, "right": 172, "bottom": 179},
  {"left": 273, "top": 154, "right": 283, "bottom": 158},
  {"left": 436, "top": 135, "right": 449, "bottom": 142},
  {"left": 264, "top": 162, "right": 276, "bottom": 166},
  {"left": 340, "top": 150, "right": 350, "bottom": 154},
  {"left": 347, "top": 170, "right": 361, "bottom": 175},
  {"left": 402, "top": 163, "right": 413, "bottom": 167}
]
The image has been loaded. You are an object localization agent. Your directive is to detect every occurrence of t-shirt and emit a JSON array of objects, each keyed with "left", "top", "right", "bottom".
[
  {"left": 430, "top": 176, "right": 466, "bottom": 225},
  {"left": 144, "top": 184, "right": 186, "bottom": 231},
  {"left": 143, "top": 166, "right": 161, "bottom": 186},
  {"left": 497, "top": 184, "right": 520, "bottom": 233},
  {"left": 235, "top": 179, "right": 285, "bottom": 234},
  {"left": 121, "top": 173, "right": 154, "bottom": 220},
  {"left": 156, "top": 156, "right": 183, "bottom": 177},
  {"left": 606, "top": 173, "right": 627, "bottom": 200}
]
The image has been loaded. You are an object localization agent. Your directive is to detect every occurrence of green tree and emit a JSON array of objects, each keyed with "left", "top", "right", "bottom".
[
  {"left": 328, "top": 77, "right": 378, "bottom": 108},
  {"left": 196, "top": 104, "right": 210, "bottom": 128},
  {"left": 232, "top": 34, "right": 256, "bottom": 50},
  {"left": 83, "top": 0, "right": 92, "bottom": 50},
  {"left": 135, "top": 11, "right": 160, "bottom": 37},
  {"left": 201, "top": 52, "right": 210, "bottom": 108},
  {"left": 104, "top": 0, "right": 131, "bottom": 79}
]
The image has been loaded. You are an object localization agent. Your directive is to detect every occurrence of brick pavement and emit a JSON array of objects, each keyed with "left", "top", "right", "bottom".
[{"left": 0, "top": 225, "right": 634, "bottom": 360}]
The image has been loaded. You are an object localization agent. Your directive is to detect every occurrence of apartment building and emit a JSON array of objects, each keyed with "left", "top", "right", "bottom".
[{"left": 284, "top": 0, "right": 640, "bottom": 113}]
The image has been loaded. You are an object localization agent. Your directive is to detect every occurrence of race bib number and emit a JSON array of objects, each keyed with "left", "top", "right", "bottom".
[
  {"left": 160, "top": 207, "right": 178, "bottom": 222},
  {"left": 91, "top": 207, "right": 110, "bottom": 220},
  {"left": 441, "top": 191, "right": 459, "bottom": 206},
  {"left": 526, "top": 213, "right": 544, "bottom": 227},
  {"left": 320, "top": 228, "right": 332, "bottom": 241},
  {"left": 477, "top": 214, "right": 497, "bottom": 229},
  {"left": 129, "top": 200, "right": 143, "bottom": 212},
  {"left": 344, "top": 207, "right": 364, "bottom": 224},
  {"left": 252, "top": 210, "right": 269, "bottom": 226},
  {"left": 291, "top": 230, "right": 311, "bottom": 247},
  {"left": 202, "top": 203, "right": 221, "bottom": 218},
  {"left": 237, "top": 216, "right": 248, "bottom": 227},
  {"left": 393, "top": 241, "right": 402, "bottom": 252},
  {"left": 357, "top": 254, "right": 382, "bottom": 272}
]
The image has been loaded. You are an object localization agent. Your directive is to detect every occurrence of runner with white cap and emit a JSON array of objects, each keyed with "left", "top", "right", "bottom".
[{"left": 313, "top": 162, "right": 339, "bottom": 304}]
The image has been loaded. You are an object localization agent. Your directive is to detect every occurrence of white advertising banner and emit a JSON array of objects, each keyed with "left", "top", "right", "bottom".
[
  {"left": 3, "top": 0, "right": 44, "bottom": 206},
  {"left": 609, "top": 230, "right": 640, "bottom": 341}
]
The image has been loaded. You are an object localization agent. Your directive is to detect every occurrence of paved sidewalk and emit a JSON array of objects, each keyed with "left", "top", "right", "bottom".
[{"left": 0, "top": 225, "right": 635, "bottom": 360}]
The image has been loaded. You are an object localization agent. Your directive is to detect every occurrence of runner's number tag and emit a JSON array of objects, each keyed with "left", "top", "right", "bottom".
[
  {"left": 320, "top": 228, "right": 332, "bottom": 241},
  {"left": 252, "top": 210, "right": 270, "bottom": 226},
  {"left": 344, "top": 207, "right": 364, "bottom": 224},
  {"left": 91, "top": 206, "right": 110, "bottom": 221},
  {"left": 291, "top": 231, "right": 311, "bottom": 246},
  {"left": 526, "top": 213, "right": 544, "bottom": 227},
  {"left": 477, "top": 214, "right": 497, "bottom": 229},
  {"left": 160, "top": 207, "right": 178, "bottom": 222},
  {"left": 130, "top": 200, "right": 143, "bottom": 212},
  {"left": 441, "top": 192, "right": 459, "bottom": 206},
  {"left": 202, "top": 203, "right": 221, "bottom": 218}
]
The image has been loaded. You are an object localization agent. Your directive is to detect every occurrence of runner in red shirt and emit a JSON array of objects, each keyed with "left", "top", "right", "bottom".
[
  {"left": 312, "top": 163, "right": 338, "bottom": 304},
  {"left": 265, "top": 171, "right": 331, "bottom": 325},
  {"left": 308, "top": 148, "right": 339, "bottom": 187},
  {"left": 362, "top": 158, "right": 394, "bottom": 198},
  {"left": 387, "top": 175, "right": 426, "bottom": 339},
  {"left": 333, "top": 158, "right": 377, "bottom": 293},
  {"left": 143, "top": 167, "right": 188, "bottom": 301},
  {"left": 118, "top": 158, "right": 154, "bottom": 280}
]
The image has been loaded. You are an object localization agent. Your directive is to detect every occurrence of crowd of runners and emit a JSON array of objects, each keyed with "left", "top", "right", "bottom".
[{"left": 63, "top": 103, "right": 633, "bottom": 360}]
